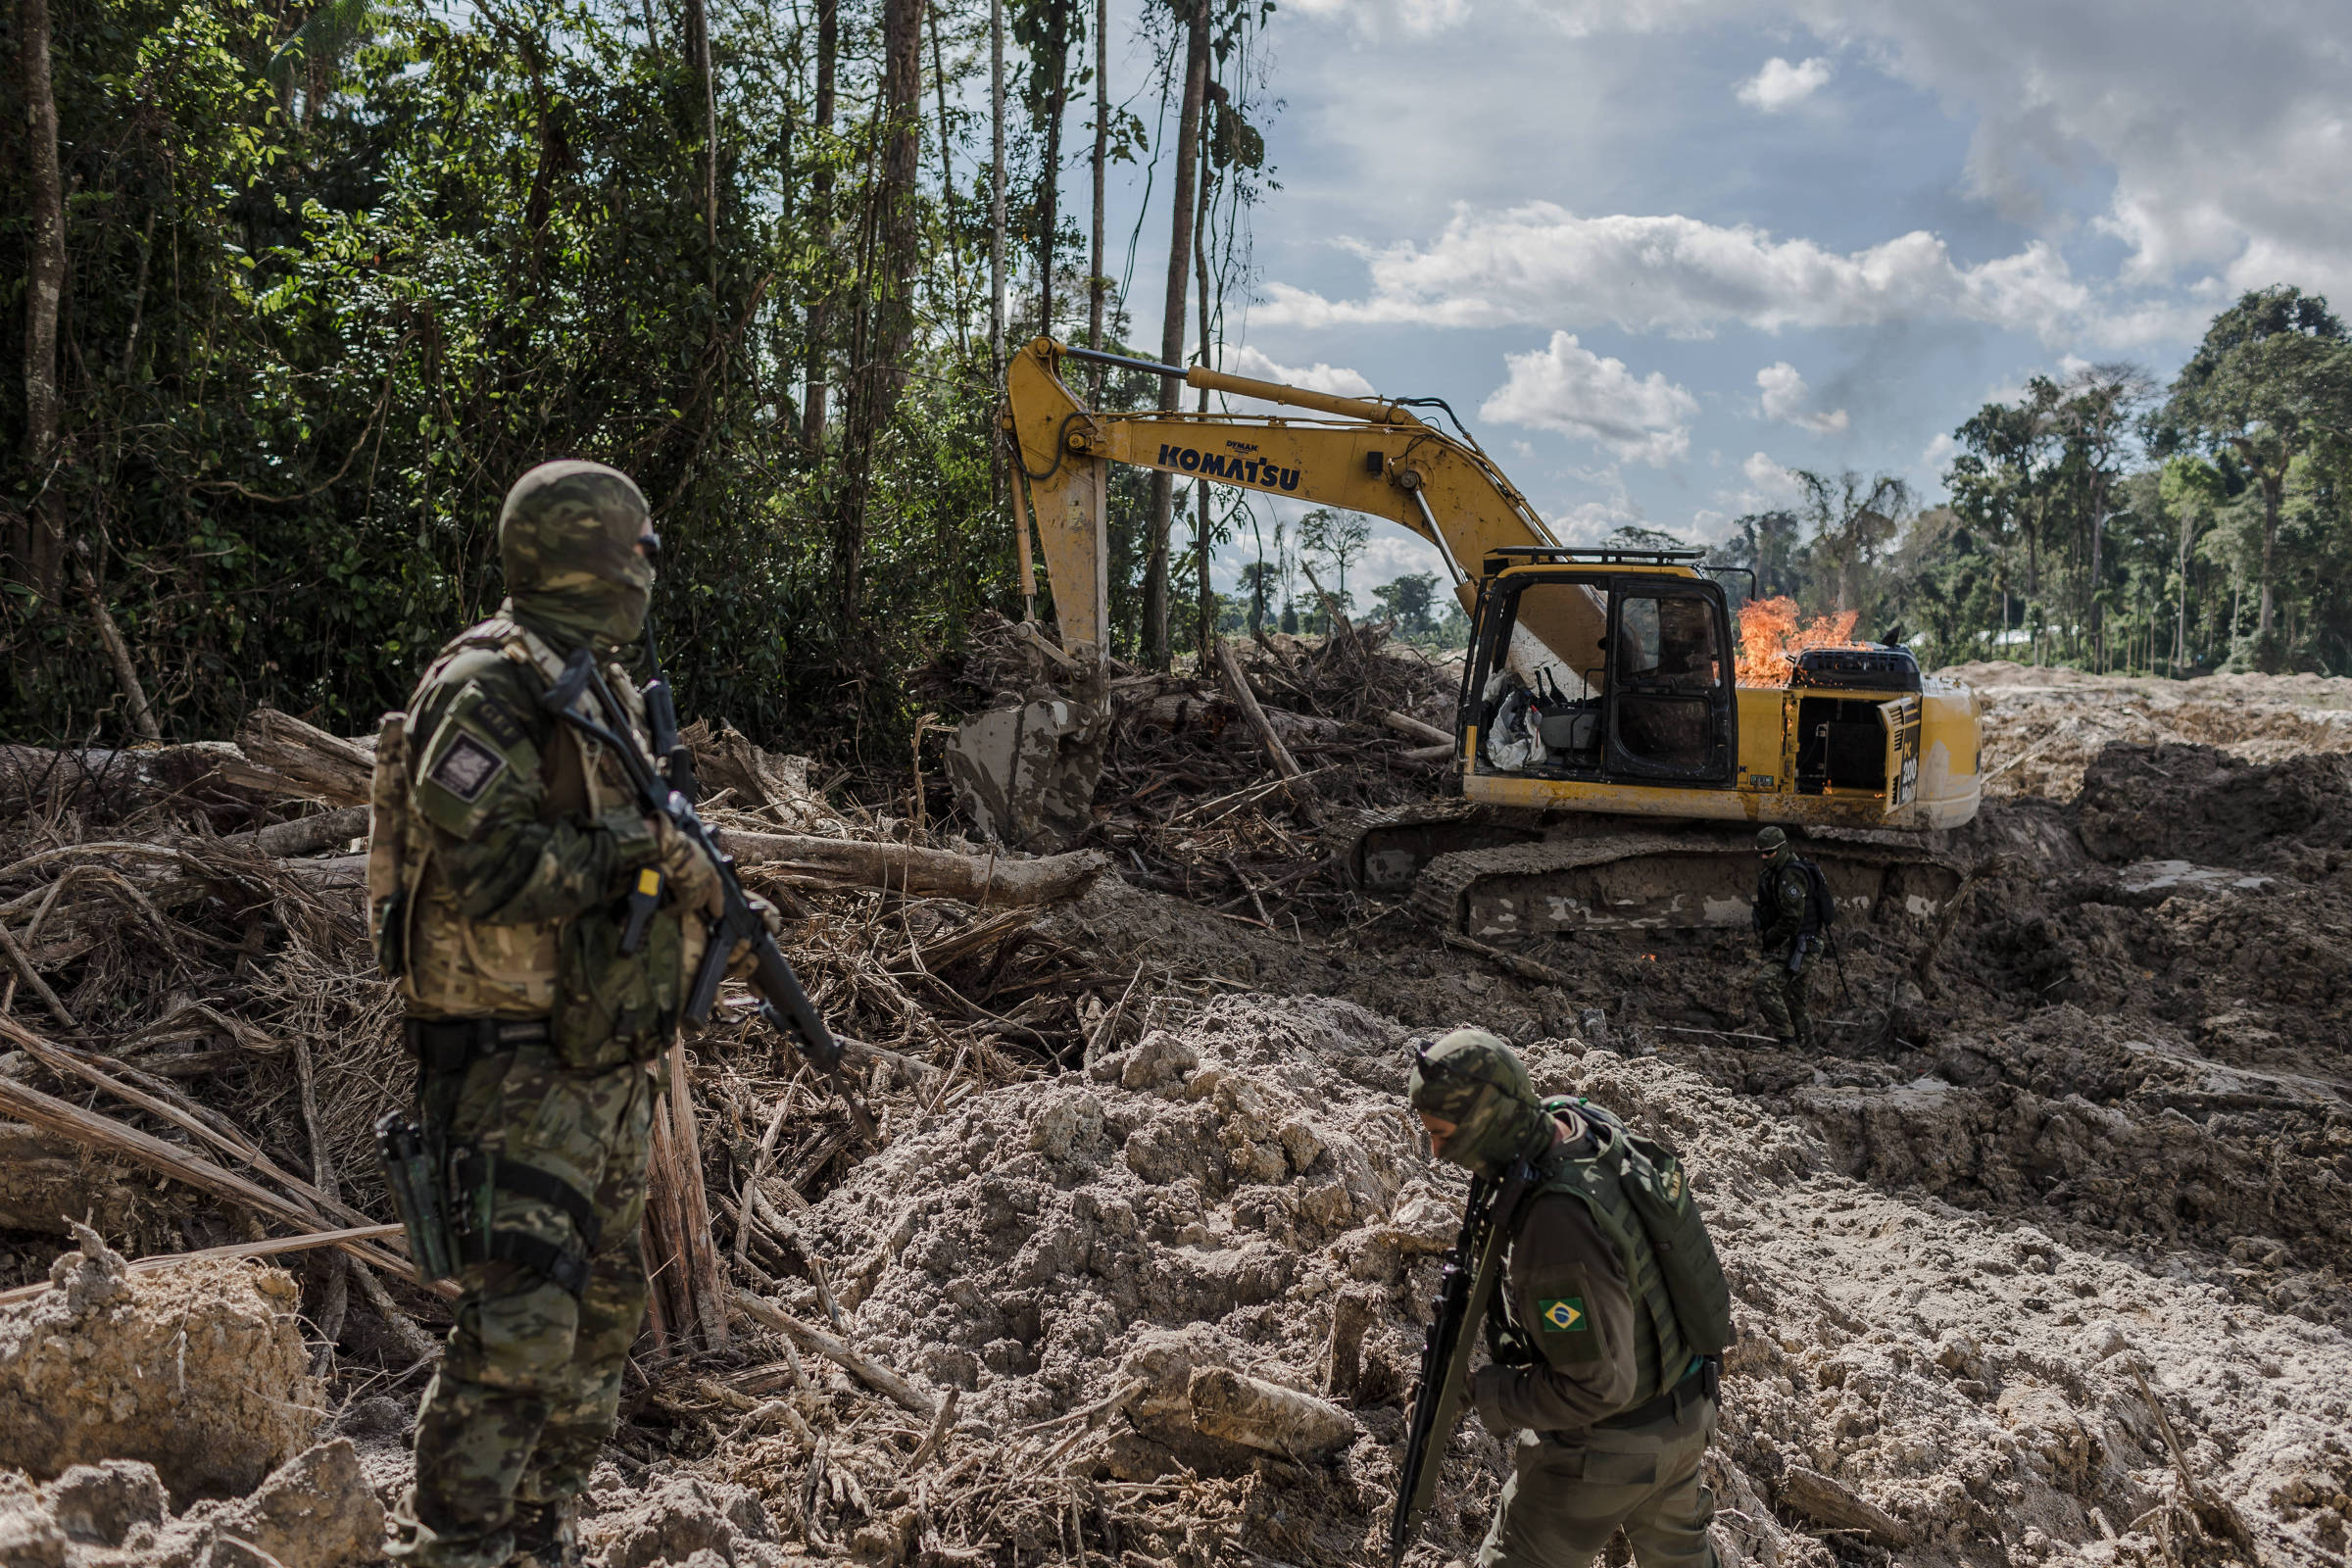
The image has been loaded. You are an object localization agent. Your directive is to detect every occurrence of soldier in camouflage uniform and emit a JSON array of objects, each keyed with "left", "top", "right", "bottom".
[
  {"left": 1410, "top": 1030, "right": 1722, "bottom": 1567},
  {"left": 373, "top": 461, "right": 721, "bottom": 1568},
  {"left": 1749, "top": 825, "right": 1816, "bottom": 1051}
]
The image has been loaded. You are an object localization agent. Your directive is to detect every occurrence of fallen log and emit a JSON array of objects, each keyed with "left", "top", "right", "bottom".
[
  {"left": 229, "top": 708, "right": 376, "bottom": 806},
  {"left": 0, "top": 1074, "right": 427, "bottom": 1288},
  {"left": 1779, "top": 1466, "right": 1910, "bottom": 1547},
  {"left": 1187, "top": 1366, "right": 1355, "bottom": 1462},
  {"left": 222, "top": 804, "right": 371, "bottom": 858},
  {"left": 722, "top": 831, "right": 1108, "bottom": 906},
  {"left": 1211, "top": 638, "right": 1319, "bottom": 819},
  {"left": 0, "top": 742, "right": 246, "bottom": 811},
  {"left": 0, "top": 1223, "right": 404, "bottom": 1308},
  {"left": 731, "top": 1288, "right": 938, "bottom": 1415},
  {"left": 1439, "top": 929, "right": 1570, "bottom": 988},
  {"left": 1380, "top": 710, "right": 1453, "bottom": 746}
]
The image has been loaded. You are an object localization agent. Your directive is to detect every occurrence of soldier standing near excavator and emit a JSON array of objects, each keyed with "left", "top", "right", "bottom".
[
  {"left": 1750, "top": 825, "right": 1822, "bottom": 1051},
  {"left": 368, "top": 462, "right": 726, "bottom": 1568},
  {"left": 1401, "top": 1030, "right": 1729, "bottom": 1567}
]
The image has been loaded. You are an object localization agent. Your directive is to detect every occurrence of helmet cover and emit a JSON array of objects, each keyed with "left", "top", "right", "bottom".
[
  {"left": 1408, "top": 1028, "right": 1550, "bottom": 1180},
  {"left": 498, "top": 460, "right": 657, "bottom": 650}
]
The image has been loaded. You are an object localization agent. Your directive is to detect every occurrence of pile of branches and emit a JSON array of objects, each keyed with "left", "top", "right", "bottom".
[
  {"left": 0, "top": 710, "right": 1127, "bottom": 1342},
  {"left": 1092, "top": 619, "right": 1460, "bottom": 928}
]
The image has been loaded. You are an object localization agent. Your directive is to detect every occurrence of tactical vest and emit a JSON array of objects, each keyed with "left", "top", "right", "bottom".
[
  {"left": 1507, "top": 1098, "right": 1733, "bottom": 1414},
  {"left": 367, "top": 612, "right": 686, "bottom": 1069}
]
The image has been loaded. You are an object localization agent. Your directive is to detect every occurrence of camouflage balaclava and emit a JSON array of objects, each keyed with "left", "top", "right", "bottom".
[
  {"left": 498, "top": 461, "right": 658, "bottom": 653},
  {"left": 1756, "top": 824, "right": 1791, "bottom": 866},
  {"left": 1407, "top": 1029, "right": 1551, "bottom": 1181}
]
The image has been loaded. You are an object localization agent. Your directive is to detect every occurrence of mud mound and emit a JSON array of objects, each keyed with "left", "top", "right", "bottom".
[
  {"left": 2076, "top": 743, "right": 2352, "bottom": 882},
  {"left": 1788, "top": 1011, "right": 2352, "bottom": 1320},
  {"left": 1919, "top": 742, "right": 2352, "bottom": 1076},
  {"left": 576, "top": 1469, "right": 786, "bottom": 1568},
  {"left": 1945, "top": 665, "right": 2352, "bottom": 802},
  {"left": 0, "top": 1441, "right": 384, "bottom": 1568},
  {"left": 0, "top": 1230, "right": 320, "bottom": 1504}
]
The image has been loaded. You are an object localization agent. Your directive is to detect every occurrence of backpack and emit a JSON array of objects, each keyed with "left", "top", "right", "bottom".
[
  {"left": 1755, "top": 853, "right": 1837, "bottom": 938},
  {"left": 1533, "top": 1096, "right": 1734, "bottom": 1357},
  {"left": 1796, "top": 856, "right": 1837, "bottom": 932}
]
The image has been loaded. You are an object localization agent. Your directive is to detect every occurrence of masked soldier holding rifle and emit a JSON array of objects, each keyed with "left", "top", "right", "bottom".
[
  {"left": 368, "top": 461, "right": 758, "bottom": 1568},
  {"left": 1392, "top": 1030, "right": 1731, "bottom": 1568}
]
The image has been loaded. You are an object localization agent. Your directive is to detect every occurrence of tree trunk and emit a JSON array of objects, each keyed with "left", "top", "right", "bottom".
[
  {"left": 832, "top": 0, "right": 924, "bottom": 628},
  {"left": 2172, "top": 530, "right": 2188, "bottom": 674},
  {"left": 2257, "top": 471, "right": 2280, "bottom": 643},
  {"left": 17, "top": 0, "right": 68, "bottom": 598},
  {"left": 1141, "top": 0, "right": 1210, "bottom": 670},
  {"left": 1193, "top": 107, "right": 1214, "bottom": 661},
  {"left": 926, "top": 4, "right": 964, "bottom": 355},
  {"left": 2086, "top": 473, "right": 2104, "bottom": 664},
  {"left": 1034, "top": 1, "right": 1069, "bottom": 341},
  {"left": 989, "top": 0, "right": 1005, "bottom": 380},
  {"left": 1087, "top": 0, "right": 1106, "bottom": 392},
  {"left": 802, "top": 0, "right": 838, "bottom": 451},
  {"left": 686, "top": 0, "right": 716, "bottom": 285}
]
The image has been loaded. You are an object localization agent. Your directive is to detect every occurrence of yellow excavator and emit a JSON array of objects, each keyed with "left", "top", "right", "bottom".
[{"left": 972, "top": 335, "right": 1984, "bottom": 935}]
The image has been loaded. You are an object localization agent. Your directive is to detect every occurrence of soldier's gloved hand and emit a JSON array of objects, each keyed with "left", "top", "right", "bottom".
[
  {"left": 725, "top": 894, "right": 786, "bottom": 978},
  {"left": 654, "top": 815, "right": 724, "bottom": 917},
  {"left": 1470, "top": 1363, "right": 1516, "bottom": 1434}
]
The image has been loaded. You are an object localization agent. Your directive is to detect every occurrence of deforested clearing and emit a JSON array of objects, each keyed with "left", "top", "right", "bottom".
[{"left": 2, "top": 662, "right": 2349, "bottom": 1567}]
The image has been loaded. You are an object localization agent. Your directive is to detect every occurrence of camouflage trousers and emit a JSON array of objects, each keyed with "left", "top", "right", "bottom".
[
  {"left": 1477, "top": 1398, "right": 1719, "bottom": 1567},
  {"left": 1751, "top": 952, "right": 1813, "bottom": 1050},
  {"left": 390, "top": 1046, "right": 655, "bottom": 1568}
]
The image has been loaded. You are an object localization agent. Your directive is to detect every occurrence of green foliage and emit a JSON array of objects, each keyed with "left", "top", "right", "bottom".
[
  {"left": 1891, "top": 288, "right": 2352, "bottom": 675},
  {"left": 1, "top": 0, "right": 1034, "bottom": 752}
]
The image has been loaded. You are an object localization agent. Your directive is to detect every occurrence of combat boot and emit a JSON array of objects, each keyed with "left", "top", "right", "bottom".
[{"left": 507, "top": 1499, "right": 578, "bottom": 1568}]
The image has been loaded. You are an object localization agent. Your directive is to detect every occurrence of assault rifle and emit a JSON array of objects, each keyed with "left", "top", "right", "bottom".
[
  {"left": 1390, "top": 1159, "right": 1531, "bottom": 1565},
  {"left": 541, "top": 638, "right": 878, "bottom": 1141}
]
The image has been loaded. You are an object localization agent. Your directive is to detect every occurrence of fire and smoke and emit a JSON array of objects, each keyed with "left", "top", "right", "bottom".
[{"left": 1736, "top": 596, "right": 1863, "bottom": 686}]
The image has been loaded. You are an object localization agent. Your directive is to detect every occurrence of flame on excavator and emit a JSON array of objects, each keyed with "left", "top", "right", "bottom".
[{"left": 1735, "top": 596, "right": 1865, "bottom": 687}]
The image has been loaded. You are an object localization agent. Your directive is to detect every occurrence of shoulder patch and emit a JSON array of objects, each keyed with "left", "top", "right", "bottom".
[
  {"left": 472, "top": 692, "right": 529, "bottom": 752},
  {"left": 427, "top": 733, "right": 508, "bottom": 803},
  {"left": 1538, "top": 1297, "right": 1590, "bottom": 1334}
]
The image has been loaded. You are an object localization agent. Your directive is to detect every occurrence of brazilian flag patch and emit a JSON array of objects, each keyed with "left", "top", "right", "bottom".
[{"left": 1538, "top": 1297, "right": 1589, "bottom": 1334}]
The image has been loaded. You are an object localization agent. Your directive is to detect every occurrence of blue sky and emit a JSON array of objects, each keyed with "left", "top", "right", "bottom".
[{"left": 1044, "top": 0, "right": 2352, "bottom": 596}]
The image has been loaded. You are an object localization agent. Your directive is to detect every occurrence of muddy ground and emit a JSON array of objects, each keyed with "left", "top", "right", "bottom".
[{"left": 3, "top": 665, "right": 2349, "bottom": 1568}]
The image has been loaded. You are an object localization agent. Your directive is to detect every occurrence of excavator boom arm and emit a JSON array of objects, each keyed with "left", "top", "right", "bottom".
[{"left": 1004, "top": 336, "right": 1585, "bottom": 658}]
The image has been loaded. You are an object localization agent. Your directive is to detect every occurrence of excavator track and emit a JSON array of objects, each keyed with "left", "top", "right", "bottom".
[{"left": 1405, "top": 826, "right": 1961, "bottom": 937}]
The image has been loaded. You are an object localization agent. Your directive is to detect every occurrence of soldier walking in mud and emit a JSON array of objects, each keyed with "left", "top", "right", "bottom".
[
  {"left": 369, "top": 462, "right": 724, "bottom": 1568},
  {"left": 1750, "top": 826, "right": 1820, "bottom": 1051},
  {"left": 1408, "top": 1030, "right": 1727, "bottom": 1567}
]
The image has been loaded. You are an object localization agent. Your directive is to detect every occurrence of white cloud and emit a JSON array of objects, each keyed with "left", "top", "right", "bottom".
[
  {"left": 1754, "top": 362, "right": 1848, "bottom": 433},
  {"left": 1219, "top": 345, "right": 1379, "bottom": 400},
  {"left": 1258, "top": 203, "right": 2093, "bottom": 342},
  {"left": 1733, "top": 451, "right": 1803, "bottom": 512},
  {"left": 1524, "top": 0, "right": 2352, "bottom": 304},
  {"left": 1737, "top": 56, "right": 1832, "bottom": 112},
  {"left": 1479, "top": 333, "right": 1700, "bottom": 466},
  {"left": 1921, "top": 431, "right": 1958, "bottom": 470},
  {"left": 1285, "top": 0, "right": 1470, "bottom": 35}
]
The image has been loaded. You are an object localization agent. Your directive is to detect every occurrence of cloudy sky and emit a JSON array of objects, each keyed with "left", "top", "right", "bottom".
[{"left": 1060, "top": 0, "right": 2352, "bottom": 597}]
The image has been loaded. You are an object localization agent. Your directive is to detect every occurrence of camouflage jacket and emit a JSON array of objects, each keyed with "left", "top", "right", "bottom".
[{"left": 371, "top": 612, "right": 690, "bottom": 1070}]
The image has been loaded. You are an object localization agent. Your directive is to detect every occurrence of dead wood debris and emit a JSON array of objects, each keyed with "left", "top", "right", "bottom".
[{"left": 0, "top": 710, "right": 1219, "bottom": 1543}]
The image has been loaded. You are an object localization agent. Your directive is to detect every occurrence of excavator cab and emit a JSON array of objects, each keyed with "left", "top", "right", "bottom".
[{"left": 1465, "top": 549, "right": 1737, "bottom": 788}]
